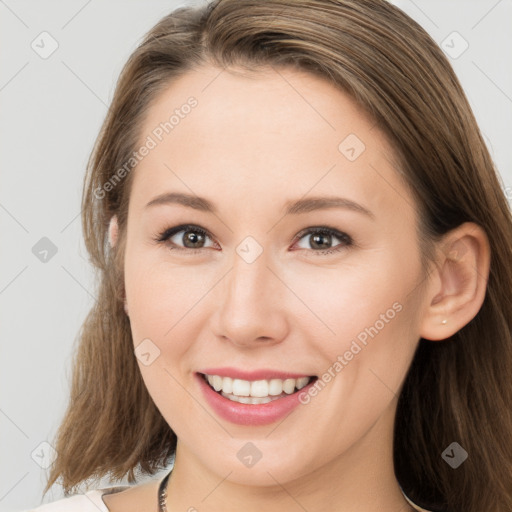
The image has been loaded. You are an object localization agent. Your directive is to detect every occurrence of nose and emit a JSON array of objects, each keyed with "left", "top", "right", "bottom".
[{"left": 210, "top": 248, "right": 290, "bottom": 348}]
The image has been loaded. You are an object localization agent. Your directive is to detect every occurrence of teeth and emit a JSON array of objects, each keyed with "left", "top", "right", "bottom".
[
  {"left": 232, "top": 378, "right": 251, "bottom": 396},
  {"left": 221, "top": 391, "right": 280, "bottom": 404},
  {"left": 205, "top": 374, "right": 312, "bottom": 398}
]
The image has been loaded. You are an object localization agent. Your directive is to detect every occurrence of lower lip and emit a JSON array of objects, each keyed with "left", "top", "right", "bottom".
[{"left": 195, "top": 373, "right": 317, "bottom": 426}]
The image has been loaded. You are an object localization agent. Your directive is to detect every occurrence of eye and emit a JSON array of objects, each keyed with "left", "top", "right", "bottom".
[
  {"left": 293, "top": 226, "right": 353, "bottom": 256},
  {"left": 153, "top": 224, "right": 353, "bottom": 256},
  {"left": 153, "top": 224, "right": 217, "bottom": 254}
]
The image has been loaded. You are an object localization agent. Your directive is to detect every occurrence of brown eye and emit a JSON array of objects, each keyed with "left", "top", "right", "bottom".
[
  {"left": 155, "top": 224, "right": 215, "bottom": 253},
  {"left": 178, "top": 229, "right": 207, "bottom": 249},
  {"left": 154, "top": 224, "right": 353, "bottom": 256},
  {"left": 294, "top": 227, "right": 353, "bottom": 255}
]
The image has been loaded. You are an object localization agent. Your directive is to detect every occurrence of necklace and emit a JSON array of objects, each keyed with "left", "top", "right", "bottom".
[
  {"left": 158, "top": 470, "right": 172, "bottom": 512},
  {"left": 157, "top": 469, "right": 425, "bottom": 512}
]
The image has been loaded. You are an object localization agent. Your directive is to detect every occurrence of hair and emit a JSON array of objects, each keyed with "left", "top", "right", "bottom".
[{"left": 43, "top": 1, "right": 512, "bottom": 510}]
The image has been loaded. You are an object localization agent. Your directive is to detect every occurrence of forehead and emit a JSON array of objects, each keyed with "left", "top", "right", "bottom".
[
  {"left": 129, "top": 64, "right": 414, "bottom": 223},
  {"left": 140, "top": 64, "right": 377, "bottom": 151}
]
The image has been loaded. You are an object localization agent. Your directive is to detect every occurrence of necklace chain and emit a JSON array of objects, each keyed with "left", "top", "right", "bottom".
[
  {"left": 158, "top": 469, "right": 419, "bottom": 511},
  {"left": 158, "top": 470, "right": 172, "bottom": 512}
]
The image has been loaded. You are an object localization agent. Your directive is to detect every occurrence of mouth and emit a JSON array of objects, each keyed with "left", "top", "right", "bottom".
[{"left": 198, "top": 372, "right": 318, "bottom": 405}]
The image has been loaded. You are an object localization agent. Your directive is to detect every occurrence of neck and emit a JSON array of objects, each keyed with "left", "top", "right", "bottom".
[{"left": 164, "top": 398, "right": 414, "bottom": 512}]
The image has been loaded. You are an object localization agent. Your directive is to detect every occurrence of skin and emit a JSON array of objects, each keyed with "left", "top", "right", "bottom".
[{"left": 104, "top": 64, "right": 490, "bottom": 512}]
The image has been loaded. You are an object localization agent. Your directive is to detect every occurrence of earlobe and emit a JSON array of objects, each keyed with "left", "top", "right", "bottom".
[
  {"left": 420, "top": 222, "right": 491, "bottom": 341},
  {"left": 108, "top": 215, "right": 119, "bottom": 248},
  {"left": 108, "top": 215, "right": 128, "bottom": 315}
]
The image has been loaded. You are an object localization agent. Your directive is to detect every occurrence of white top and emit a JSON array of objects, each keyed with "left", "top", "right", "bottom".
[
  {"left": 22, "top": 484, "right": 434, "bottom": 512},
  {"left": 21, "top": 485, "right": 129, "bottom": 512}
]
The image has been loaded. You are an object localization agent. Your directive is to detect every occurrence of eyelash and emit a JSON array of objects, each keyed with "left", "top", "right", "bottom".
[{"left": 153, "top": 224, "right": 353, "bottom": 257}]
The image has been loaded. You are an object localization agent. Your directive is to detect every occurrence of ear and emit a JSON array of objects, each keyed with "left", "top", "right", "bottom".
[
  {"left": 108, "top": 215, "right": 119, "bottom": 248},
  {"left": 420, "top": 222, "right": 491, "bottom": 341}
]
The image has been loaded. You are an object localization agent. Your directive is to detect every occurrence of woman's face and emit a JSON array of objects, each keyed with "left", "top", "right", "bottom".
[{"left": 123, "top": 64, "right": 430, "bottom": 485}]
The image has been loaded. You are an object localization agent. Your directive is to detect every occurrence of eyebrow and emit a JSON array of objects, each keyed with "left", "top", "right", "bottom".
[{"left": 145, "top": 192, "right": 375, "bottom": 219}]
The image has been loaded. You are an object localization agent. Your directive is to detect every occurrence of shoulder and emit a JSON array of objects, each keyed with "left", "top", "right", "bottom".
[{"left": 23, "top": 486, "right": 130, "bottom": 512}]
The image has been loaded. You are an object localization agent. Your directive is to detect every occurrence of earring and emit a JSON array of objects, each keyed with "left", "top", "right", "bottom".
[{"left": 441, "top": 319, "right": 447, "bottom": 325}]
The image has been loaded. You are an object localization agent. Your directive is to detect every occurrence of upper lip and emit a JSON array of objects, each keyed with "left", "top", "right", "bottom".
[{"left": 198, "top": 367, "right": 315, "bottom": 381}]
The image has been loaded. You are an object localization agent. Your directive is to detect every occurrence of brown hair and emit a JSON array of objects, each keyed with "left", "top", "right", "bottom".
[{"left": 44, "top": 1, "right": 512, "bottom": 510}]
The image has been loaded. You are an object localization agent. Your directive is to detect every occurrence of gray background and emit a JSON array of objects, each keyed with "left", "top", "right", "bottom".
[{"left": 1, "top": 1, "right": 511, "bottom": 511}]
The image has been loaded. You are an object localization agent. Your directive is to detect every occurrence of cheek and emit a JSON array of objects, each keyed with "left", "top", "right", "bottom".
[
  {"left": 301, "top": 246, "right": 422, "bottom": 395},
  {"left": 297, "top": 251, "right": 417, "bottom": 346},
  {"left": 124, "top": 255, "right": 202, "bottom": 428},
  {"left": 124, "top": 255, "right": 217, "bottom": 424},
  {"left": 125, "top": 249, "right": 204, "bottom": 339}
]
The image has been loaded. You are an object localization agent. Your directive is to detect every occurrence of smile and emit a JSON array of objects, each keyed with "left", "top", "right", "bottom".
[
  {"left": 200, "top": 373, "right": 316, "bottom": 405},
  {"left": 195, "top": 368, "right": 319, "bottom": 425}
]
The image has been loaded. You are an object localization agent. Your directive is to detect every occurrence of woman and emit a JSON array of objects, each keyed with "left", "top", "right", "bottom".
[{"left": 25, "top": 0, "right": 512, "bottom": 511}]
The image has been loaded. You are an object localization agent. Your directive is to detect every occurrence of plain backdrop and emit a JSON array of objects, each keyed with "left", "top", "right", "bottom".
[{"left": 1, "top": 1, "right": 511, "bottom": 511}]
